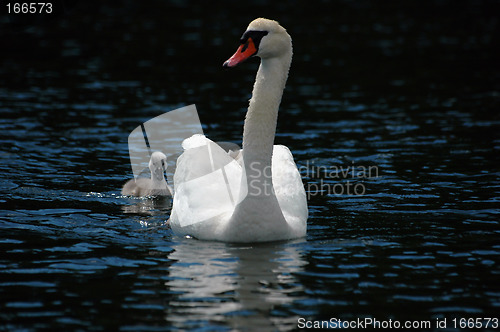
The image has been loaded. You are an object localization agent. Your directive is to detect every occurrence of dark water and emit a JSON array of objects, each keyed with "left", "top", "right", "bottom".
[{"left": 1, "top": 0, "right": 499, "bottom": 331}]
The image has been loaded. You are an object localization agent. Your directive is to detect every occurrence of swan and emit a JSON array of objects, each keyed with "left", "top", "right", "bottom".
[
  {"left": 169, "top": 18, "right": 307, "bottom": 242},
  {"left": 122, "top": 151, "right": 173, "bottom": 197}
]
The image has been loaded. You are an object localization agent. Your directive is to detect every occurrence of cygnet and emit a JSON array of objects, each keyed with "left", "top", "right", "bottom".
[{"left": 122, "top": 151, "right": 173, "bottom": 197}]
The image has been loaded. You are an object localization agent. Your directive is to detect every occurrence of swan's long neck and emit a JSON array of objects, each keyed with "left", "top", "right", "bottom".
[{"left": 241, "top": 50, "right": 292, "bottom": 196}]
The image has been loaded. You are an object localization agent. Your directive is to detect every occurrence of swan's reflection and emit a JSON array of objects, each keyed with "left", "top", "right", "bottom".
[
  {"left": 121, "top": 196, "right": 172, "bottom": 215},
  {"left": 166, "top": 239, "right": 306, "bottom": 330}
]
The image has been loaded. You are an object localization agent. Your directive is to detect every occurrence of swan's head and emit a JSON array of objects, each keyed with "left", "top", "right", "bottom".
[
  {"left": 223, "top": 18, "right": 291, "bottom": 68},
  {"left": 148, "top": 151, "right": 167, "bottom": 181}
]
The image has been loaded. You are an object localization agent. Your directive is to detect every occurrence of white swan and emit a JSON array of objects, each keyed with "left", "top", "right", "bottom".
[
  {"left": 169, "top": 18, "right": 307, "bottom": 242},
  {"left": 122, "top": 151, "right": 173, "bottom": 197}
]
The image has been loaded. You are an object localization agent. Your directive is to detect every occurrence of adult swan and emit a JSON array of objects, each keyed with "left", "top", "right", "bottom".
[{"left": 169, "top": 18, "right": 307, "bottom": 242}]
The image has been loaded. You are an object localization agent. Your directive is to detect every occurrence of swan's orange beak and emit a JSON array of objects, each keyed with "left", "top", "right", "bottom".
[{"left": 223, "top": 38, "right": 258, "bottom": 68}]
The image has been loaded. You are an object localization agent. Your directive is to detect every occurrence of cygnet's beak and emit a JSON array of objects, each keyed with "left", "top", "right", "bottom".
[{"left": 223, "top": 38, "right": 257, "bottom": 68}]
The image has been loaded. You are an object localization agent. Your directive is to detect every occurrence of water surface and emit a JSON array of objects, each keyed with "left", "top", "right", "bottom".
[{"left": 1, "top": 0, "right": 499, "bottom": 330}]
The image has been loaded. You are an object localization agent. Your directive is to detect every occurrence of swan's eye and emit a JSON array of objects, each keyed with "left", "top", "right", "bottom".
[
  {"left": 240, "top": 30, "right": 269, "bottom": 50},
  {"left": 241, "top": 40, "right": 250, "bottom": 53}
]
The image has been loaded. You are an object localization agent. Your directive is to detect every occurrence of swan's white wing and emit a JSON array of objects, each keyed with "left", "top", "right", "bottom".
[
  {"left": 170, "top": 134, "right": 244, "bottom": 231},
  {"left": 272, "top": 145, "right": 308, "bottom": 228}
]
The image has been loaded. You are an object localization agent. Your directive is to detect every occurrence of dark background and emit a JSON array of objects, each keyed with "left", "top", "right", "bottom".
[
  {"left": 3, "top": 0, "right": 498, "bottom": 108},
  {"left": 1, "top": 0, "right": 499, "bottom": 330}
]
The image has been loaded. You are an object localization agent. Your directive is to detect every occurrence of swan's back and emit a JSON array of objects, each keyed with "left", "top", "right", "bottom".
[
  {"left": 170, "top": 136, "right": 307, "bottom": 242},
  {"left": 170, "top": 135, "right": 244, "bottom": 236},
  {"left": 272, "top": 145, "right": 308, "bottom": 230}
]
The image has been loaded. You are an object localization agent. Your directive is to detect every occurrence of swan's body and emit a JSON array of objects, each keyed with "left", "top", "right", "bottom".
[
  {"left": 169, "top": 18, "right": 307, "bottom": 242},
  {"left": 122, "top": 151, "right": 173, "bottom": 197}
]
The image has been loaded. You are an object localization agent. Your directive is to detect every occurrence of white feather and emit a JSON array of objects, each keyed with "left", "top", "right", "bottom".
[{"left": 169, "top": 18, "right": 307, "bottom": 242}]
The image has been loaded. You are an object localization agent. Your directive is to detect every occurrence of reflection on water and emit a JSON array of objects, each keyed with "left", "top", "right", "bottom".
[
  {"left": 166, "top": 239, "right": 306, "bottom": 330},
  {"left": 121, "top": 196, "right": 172, "bottom": 215}
]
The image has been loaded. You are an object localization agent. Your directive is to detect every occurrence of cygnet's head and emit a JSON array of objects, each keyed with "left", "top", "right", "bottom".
[
  {"left": 149, "top": 151, "right": 167, "bottom": 182},
  {"left": 223, "top": 18, "right": 292, "bottom": 68}
]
